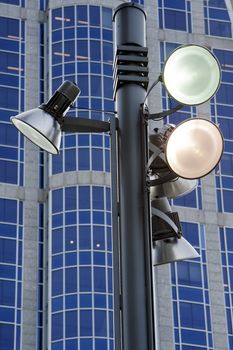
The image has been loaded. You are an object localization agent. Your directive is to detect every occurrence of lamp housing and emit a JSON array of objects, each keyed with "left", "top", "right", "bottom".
[
  {"left": 162, "top": 44, "right": 221, "bottom": 106},
  {"left": 151, "top": 197, "right": 199, "bottom": 265},
  {"left": 11, "top": 81, "right": 80, "bottom": 154},
  {"left": 150, "top": 118, "right": 223, "bottom": 180},
  {"left": 165, "top": 118, "right": 223, "bottom": 179}
]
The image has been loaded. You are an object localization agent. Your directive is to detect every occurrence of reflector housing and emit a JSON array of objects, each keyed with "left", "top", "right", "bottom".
[
  {"left": 165, "top": 118, "right": 223, "bottom": 179},
  {"left": 11, "top": 81, "right": 80, "bottom": 154},
  {"left": 11, "top": 108, "right": 61, "bottom": 154},
  {"left": 152, "top": 237, "right": 199, "bottom": 266},
  {"left": 162, "top": 45, "right": 221, "bottom": 105},
  {"left": 150, "top": 177, "right": 197, "bottom": 199}
]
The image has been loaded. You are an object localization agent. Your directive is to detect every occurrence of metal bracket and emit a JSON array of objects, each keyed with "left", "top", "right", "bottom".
[
  {"left": 148, "top": 103, "right": 184, "bottom": 120},
  {"left": 151, "top": 207, "right": 182, "bottom": 241}
]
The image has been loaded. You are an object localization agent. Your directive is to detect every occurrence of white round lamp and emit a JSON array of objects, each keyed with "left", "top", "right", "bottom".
[{"left": 165, "top": 118, "right": 224, "bottom": 179}]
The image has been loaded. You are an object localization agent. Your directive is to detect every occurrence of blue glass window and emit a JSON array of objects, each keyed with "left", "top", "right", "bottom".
[
  {"left": 213, "top": 49, "right": 233, "bottom": 213},
  {"left": 0, "top": 324, "right": 14, "bottom": 350},
  {"left": 204, "top": 0, "right": 232, "bottom": 38},
  {"left": 80, "top": 267, "right": 91, "bottom": 292},
  {"left": 0, "top": 238, "right": 16, "bottom": 263},
  {"left": 51, "top": 6, "right": 113, "bottom": 175},
  {"left": 94, "top": 267, "right": 106, "bottom": 292},
  {"left": 180, "top": 302, "right": 205, "bottom": 328},
  {"left": 171, "top": 222, "right": 213, "bottom": 348},
  {"left": 52, "top": 313, "right": 63, "bottom": 340},
  {"left": 65, "top": 187, "right": 76, "bottom": 210},
  {"left": 65, "top": 226, "right": 77, "bottom": 251},
  {"left": 0, "top": 199, "right": 17, "bottom": 223},
  {"left": 52, "top": 228, "right": 63, "bottom": 254},
  {"left": 0, "top": 279, "right": 15, "bottom": 305},
  {"left": 65, "top": 267, "right": 77, "bottom": 293},
  {"left": 95, "top": 338, "right": 107, "bottom": 350},
  {"left": 79, "top": 186, "right": 90, "bottom": 209},
  {"left": 79, "top": 225, "right": 91, "bottom": 249},
  {"left": 50, "top": 6, "right": 114, "bottom": 346},
  {"left": 90, "top": 6, "right": 100, "bottom": 26},
  {"left": 52, "top": 189, "right": 63, "bottom": 213},
  {"left": 0, "top": 17, "right": 25, "bottom": 183},
  {"left": 66, "top": 311, "right": 77, "bottom": 337},
  {"left": 220, "top": 227, "right": 233, "bottom": 344},
  {"left": 52, "top": 269, "right": 63, "bottom": 296},
  {"left": 95, "top": 310, "right": 107, "bottom": 336},
  {"left": 158, "top": 0, "right": 192, "bottom": 32},
  {"left": 79, "top": 252, "right": 91, "bottom": 265},
  {"left": 80, "top": 310, "right": 92, "bottom": 336},
  {"left": 80, "top": 294, "right": 92, "bottom": 308}
]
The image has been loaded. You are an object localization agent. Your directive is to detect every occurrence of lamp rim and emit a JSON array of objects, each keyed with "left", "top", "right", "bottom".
[
  {"left": 161, "top": 44, "right": 221, "bottom": 106},
  {"left": 11, "top": 116, "right": 60, "bottom": 155},
  {"left": 164, "top": 117, "right": 224, "bottom": 180}
]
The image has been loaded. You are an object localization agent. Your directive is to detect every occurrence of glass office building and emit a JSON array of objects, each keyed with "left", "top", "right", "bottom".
[{"left": 0, "top": 0, "right": 232, "bottom": 350}]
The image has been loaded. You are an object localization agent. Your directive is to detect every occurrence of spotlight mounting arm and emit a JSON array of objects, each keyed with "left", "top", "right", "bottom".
[{"left": 61, "top": 116, "right": 112, "bottom": 133}]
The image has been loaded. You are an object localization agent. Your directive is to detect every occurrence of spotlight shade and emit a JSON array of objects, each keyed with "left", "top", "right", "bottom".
[
  {"left": 11, "top": 81, "right": 80, "bottom": 154},
  {"left": 151, "top": 177, "right": 197, "bottom": 199},
  {"left": 165, "top": 118, "right": 223, "bottom": 179},
  {"left": 11, "top": 108, "right": 61, "bottom": 154},
  {"left": 152, "top": 237, "right": 199, "bottom": 266},
  {"left": 162, "top": 45, "right": 221, "bottom": 105}
]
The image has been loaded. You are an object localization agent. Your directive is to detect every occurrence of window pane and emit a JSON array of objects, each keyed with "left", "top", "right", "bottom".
[
  {"left": 52, "top": 312, "right": 63, "bottom": 341},
  {"left": 66, "top": 311, "right": 77, "bottom": 337},
  {"left": 80, "top": 310, "right": 92, "bottom": 336}
]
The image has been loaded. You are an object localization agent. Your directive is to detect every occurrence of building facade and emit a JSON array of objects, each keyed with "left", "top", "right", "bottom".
[{"left": 0, "top": 0, "right": 232, "bottom": 350}]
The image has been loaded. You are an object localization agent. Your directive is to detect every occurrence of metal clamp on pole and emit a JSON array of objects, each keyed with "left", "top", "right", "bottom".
[{"left": 113, "top": 45, "right": 149, "bottom": 99}]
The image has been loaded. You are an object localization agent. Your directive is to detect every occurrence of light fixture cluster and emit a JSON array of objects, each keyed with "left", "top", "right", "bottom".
[
  {"left": 10, "top": 44, "right": 223, "bottom": 266},
  {"left": 146, "top": 45, "right": 223, "bottom": 265}
]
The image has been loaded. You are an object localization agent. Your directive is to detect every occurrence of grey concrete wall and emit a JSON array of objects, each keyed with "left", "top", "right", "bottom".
[
  {"left": 21, "top": 2, "right": 42, "bottom": 350},
  {"left": 0, "top": 2, "right": 45, "bottom": 350}
]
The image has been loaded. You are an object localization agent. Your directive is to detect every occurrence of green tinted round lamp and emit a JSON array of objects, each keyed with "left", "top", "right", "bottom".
[{"left": 162, "top": 45, "right": 221, "bottom": 106}]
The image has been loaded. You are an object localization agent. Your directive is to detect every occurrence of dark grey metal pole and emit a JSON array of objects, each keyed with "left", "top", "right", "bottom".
[{"left": 113, "top": 3, "right": 155, "bottom": 350}]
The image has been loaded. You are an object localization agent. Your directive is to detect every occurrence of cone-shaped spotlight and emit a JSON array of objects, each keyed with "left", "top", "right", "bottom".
[
  {"left": 162, "top": 45, "right": 221, "bottom": 105},
  {"left": 151, "top": 176, "right": 197, "bottom": 199},
  {"left": 11, "top": 81, "right": 80, "bottom": 154},
  {"left": 153, "top": 237, "right": 199, "bottom": 266},
  {"left": 11, "top": 108, "right": 62, "bottom": 154},
  {"left": 152, "top": 197, "right": 199, "bottom": 266},
  {"left": 165, "top": 118, "right": 223, "bottom": 179}
]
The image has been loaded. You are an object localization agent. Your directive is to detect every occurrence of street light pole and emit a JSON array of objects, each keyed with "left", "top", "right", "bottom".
[
  {"left": 113, "top": 4, "right": 155, "bottom": 350},
  {"left": 10, "top": 4, "right": 223, "bottom": 350}
]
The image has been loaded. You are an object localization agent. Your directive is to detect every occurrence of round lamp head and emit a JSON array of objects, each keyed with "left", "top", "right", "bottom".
[
  {"left": 11, "top": 108, "right": 61, "bottom": 154},
  {"left": 162, "top": 45, "right": 221, "bottom": 105},
  {"left": 165, "top": 118, "right": 223, "bottom": 179}
]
